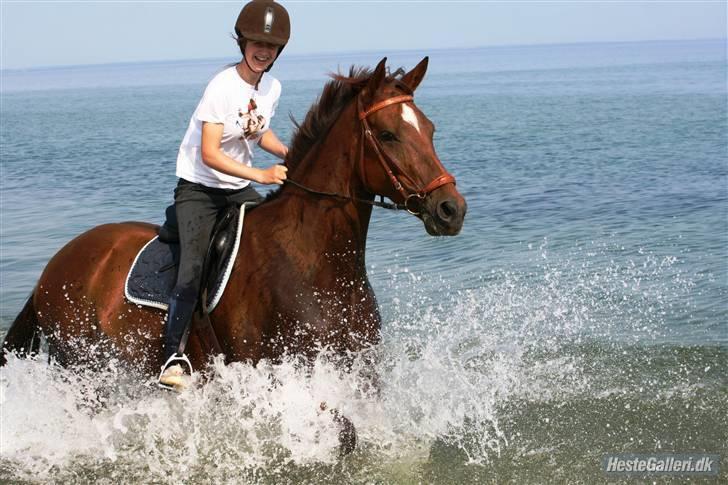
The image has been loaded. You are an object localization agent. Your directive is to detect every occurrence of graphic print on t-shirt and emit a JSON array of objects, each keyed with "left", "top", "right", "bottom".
[{"left": 237, "top": 98, "right": 266, "bottom": 140}]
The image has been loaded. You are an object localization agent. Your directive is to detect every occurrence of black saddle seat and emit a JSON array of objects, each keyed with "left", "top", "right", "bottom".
[{"left": 126, "top": 203, "right": 251, "bottom": 313}]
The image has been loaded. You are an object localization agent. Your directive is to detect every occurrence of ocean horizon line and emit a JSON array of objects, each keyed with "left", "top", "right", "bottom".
[{"left": 1, "top": 37, "right": 723, "bottom": 74}]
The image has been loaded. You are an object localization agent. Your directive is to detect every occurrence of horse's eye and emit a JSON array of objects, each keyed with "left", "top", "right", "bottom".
[{"left": 378, "top": 130, "right": 397, "bottom": 142}]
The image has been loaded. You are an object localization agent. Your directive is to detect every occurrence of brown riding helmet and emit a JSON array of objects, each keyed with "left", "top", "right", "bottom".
[{"left": 235, "top": 0, "right": 290, "bottom": 47}]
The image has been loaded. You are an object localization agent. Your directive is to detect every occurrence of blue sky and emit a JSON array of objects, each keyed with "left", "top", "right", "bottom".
[{"left": 1, "top": 1, "right": 725, "bottom": 70}]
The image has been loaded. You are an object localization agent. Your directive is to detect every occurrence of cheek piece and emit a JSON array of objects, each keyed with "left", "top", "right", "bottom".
[
  {"left": 282, "top": 93, "right": 456, "bottom": 215},
  {"left": 357, "top": 95, "right": 456, "bottom": 215}
]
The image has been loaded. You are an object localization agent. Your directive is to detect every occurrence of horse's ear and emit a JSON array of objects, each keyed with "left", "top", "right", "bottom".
[
  {"left": 401, "top": 56, "right": 429, "bottom": 92},
  {"left": 364, "top": 57, "right": 388, "bottom": 100}
]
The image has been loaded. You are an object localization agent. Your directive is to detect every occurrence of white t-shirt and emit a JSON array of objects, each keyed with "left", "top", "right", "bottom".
[{"left": 176, "top": 66, "right": 281, "bottom": 189}]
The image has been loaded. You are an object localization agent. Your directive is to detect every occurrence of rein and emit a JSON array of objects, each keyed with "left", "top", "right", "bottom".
[
  {"left": 284, "top": 178, "right": 405, "bottom": 211},
  {"left": 285, "top": 91, "right": 456, "bottom": 215}
]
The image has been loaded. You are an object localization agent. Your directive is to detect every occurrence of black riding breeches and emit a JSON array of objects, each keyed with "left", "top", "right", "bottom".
[{"left": 171, "top": 179, "right": 263, "bottom": 302}]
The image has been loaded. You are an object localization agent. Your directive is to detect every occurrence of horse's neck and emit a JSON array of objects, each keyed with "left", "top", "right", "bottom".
[
  {"left": 291, "top": 103, "right": 365, "bottom": 202},
  {"left": 268, "top": 103, "right": 373, "bottom": 261}
]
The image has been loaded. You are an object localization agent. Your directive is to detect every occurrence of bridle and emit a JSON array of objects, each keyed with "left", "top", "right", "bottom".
[
  {"left": 285, "top": 90, "right": 456, "bottom": 215},
  {"left": 356, "top": 93, "right": 456, "bottom": 214}
]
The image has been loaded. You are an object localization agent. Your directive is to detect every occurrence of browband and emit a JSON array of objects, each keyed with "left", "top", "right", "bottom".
[{"left": 359, "top": 95, "right": 414, "bottom": 120}]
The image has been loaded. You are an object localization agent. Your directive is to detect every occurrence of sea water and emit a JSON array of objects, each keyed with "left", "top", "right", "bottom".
[{"left": 1, "top": 40, "right": 726, "bottom": 483}]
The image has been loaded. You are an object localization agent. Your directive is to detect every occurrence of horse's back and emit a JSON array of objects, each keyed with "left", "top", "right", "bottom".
[
  {"left": 34, "top": 221, "right": 165, "bottom": 367},
  {"left": 41, "top": 221, "right": 157, "bottom": 282}
]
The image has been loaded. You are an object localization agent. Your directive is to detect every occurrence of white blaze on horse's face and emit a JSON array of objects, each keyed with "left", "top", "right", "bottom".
[{"left": 401, "top": 104, "right": 421, "bottom": 134}]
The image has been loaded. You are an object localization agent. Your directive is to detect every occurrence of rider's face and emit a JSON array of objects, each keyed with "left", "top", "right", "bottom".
[{"left": 244, "top": 41, "right": 278, "bottom": 73}]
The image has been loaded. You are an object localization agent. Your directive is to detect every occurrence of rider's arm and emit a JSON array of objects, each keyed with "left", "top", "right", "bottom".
[
  {"left": 258, "top": 129, "right": 289, "bottom": 160},
  {"left": 200, "top": 122, "right": 287, "bottom": 184}
]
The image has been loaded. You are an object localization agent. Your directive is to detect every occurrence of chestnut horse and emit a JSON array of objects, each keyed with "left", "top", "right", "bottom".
[{"left": 1, "top": 57, "right": 466, "bottom": 377}]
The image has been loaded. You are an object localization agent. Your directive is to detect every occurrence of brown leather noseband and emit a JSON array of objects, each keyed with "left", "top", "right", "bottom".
[{"left": 358, "top": 94, "right": 456, "bottom": 214}]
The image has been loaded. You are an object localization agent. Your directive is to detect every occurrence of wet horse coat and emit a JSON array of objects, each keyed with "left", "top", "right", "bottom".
[{"left": 1, "top": 58, "right": 466, "bottom": 375}]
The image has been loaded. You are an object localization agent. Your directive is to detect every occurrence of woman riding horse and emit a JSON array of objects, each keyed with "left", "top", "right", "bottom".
[
  {"left": 158, "top": 0, "right": 292, "bottom": 389},
  {"left": 1, "top": 58, "right": 466, "bottom": 398}
]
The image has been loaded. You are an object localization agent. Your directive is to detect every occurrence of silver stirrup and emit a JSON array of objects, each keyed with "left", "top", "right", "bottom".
[{"left": 157, "top": 354, "right": 193, "bottom": 391}]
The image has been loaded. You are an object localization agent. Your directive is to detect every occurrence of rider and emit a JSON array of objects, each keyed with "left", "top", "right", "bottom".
[{"left": 159, "top": 0, "right": 290, "bottom": 390}]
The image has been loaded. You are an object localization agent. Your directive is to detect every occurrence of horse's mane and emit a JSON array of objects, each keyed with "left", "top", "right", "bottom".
[
  {"left": 259, "top": 65, "right": 404, "bottom": 204},
  {"left": 286, "top": 66, "right": 372, "bottom": 170}
]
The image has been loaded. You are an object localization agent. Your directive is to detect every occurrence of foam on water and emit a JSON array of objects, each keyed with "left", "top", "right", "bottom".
[
  {"left": 0, "top": 326, "right": 511, "bottom": 482},
  {"left": 2, "top": 244, "right": 724, "bottom": 483}
]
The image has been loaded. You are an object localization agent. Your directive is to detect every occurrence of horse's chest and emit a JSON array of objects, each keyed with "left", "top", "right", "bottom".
[{"left": 272, "top": 283, "right": 380, "bottom": 354}]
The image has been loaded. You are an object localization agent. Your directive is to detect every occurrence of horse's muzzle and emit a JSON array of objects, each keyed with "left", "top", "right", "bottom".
[{"left": 420, "top": 186, "right": 467, "bottom": 236}]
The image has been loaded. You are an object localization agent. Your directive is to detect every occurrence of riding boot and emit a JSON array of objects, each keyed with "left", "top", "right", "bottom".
[
  {"left": 159, "top": 296, "right": 197, "bottom": 391},
  {"left": 163, "top": 295, "right": 197, "bottom": 360}
]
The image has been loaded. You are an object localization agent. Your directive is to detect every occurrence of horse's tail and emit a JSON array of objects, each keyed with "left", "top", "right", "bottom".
[{"left": 0, "top": 293, "right": 41, "bottom": 366}]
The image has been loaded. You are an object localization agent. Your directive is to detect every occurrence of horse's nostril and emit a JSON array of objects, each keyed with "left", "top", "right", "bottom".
[{"left": 437, "top": 200, "right": 457, "bottom": 221}]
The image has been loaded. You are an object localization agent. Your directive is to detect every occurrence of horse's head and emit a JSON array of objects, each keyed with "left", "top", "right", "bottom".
[{"left": 357, "top": 57, "right": 467, "bottom": 236}]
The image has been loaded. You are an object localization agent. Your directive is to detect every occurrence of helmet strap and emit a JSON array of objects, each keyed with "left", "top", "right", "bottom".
[
  {"left": 264, "top": 45, "right": 284, "bottom": 73},
  {"left": 238, "top": 43, "right": 262, "bottom": 89}
]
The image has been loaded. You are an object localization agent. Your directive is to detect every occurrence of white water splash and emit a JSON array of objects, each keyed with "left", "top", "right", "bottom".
[
  {"left": 0, "top": 305, "right": 517, "bottom": 483},
  {"left": 0, "top": 244, "right": 712, "bottom": 482}
]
